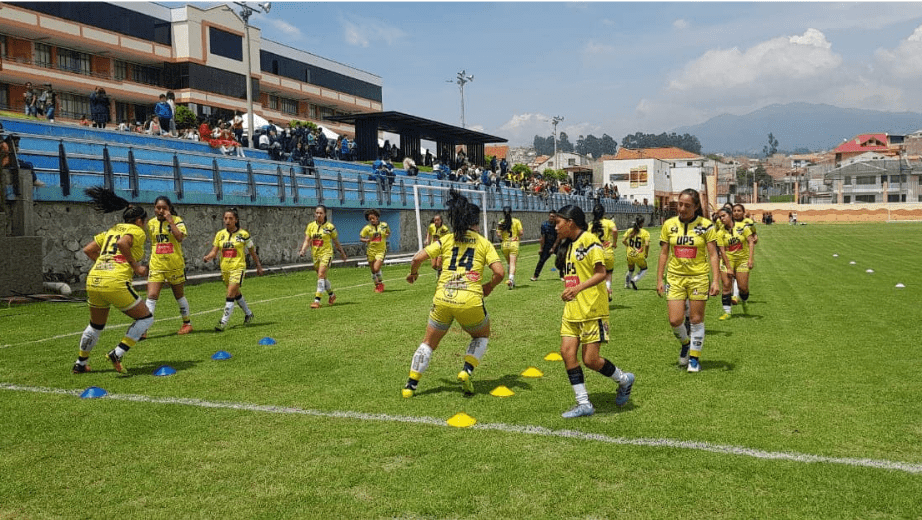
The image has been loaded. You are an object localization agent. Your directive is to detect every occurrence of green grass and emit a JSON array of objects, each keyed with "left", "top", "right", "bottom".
[{"left": 2, "top": 222, "right": 922, "bottom": 518}]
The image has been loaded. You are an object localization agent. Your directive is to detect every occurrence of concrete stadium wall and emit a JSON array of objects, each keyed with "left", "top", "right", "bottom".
[
  {"left": 32, "top": 201, "right": 655, "bottom": 287},
  {"left": 744, "top": 203, "right": 922, "bottom": 223}
]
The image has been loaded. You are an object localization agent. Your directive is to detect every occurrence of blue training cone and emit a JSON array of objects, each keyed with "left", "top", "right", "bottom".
[
  {"left": 80, "top": 386, "right": 108, "bottom": 399},
  {"left": 258, "top": 337, "right": 277, "bottom": 345},
  {"left": 153, "top": 365, "right": 176, "bottom": 376},
  {"left": 212, "top": 350, "right": 232, "bottom": 360}
]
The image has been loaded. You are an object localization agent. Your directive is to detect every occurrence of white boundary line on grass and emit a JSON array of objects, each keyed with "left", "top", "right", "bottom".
[{"left": 3, "top": 381, "right": 921, "bottom": 475}]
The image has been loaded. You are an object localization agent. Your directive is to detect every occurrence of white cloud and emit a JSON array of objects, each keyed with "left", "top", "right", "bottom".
[
  {"left": 875, "top": 24, "right": 922, "bottom": 78},
  {"left": 667, "top": 28, "right": 841, "bottom": 92},
  {"left": 265, "top": 18, "right": 302, "bottom": 39},
  {"left": 673, "top": 19, "right": 689, "bottom": 30},
  {"left": 340, "top": 16, "right": 406, "bottom": 48},
  {"left": 584, "top": 41, "right": 616, "bottom": 55}
]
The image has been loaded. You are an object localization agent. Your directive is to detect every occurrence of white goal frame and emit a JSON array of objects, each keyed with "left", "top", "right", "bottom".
[{"left": 412, "top": 185, "right": 488, "bottom": 251}]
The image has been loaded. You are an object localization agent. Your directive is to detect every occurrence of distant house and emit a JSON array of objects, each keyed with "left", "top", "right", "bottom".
[
  {"left": 824, "top": 158, "right": 920, "bottom": 204},
  {"left": 535, "top": 152, "right": 588, "bottom": 174},
  {"left": 484, "top": 145, "right": 509, "bottom": 161},
  {"left": 600, "top": 147, "right": 705, "bottom": 208},
  {"left": 833, "top": 133, "right": 900, "bottom": 166}
]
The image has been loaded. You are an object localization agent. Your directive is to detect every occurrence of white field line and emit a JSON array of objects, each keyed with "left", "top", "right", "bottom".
[{"left": 2, "top": 381, "right": 921, "bottom": 475}]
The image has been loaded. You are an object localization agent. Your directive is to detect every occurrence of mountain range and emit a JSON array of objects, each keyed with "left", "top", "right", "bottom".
[{"left": 672, "top": 103, "right": 922, "bottom": 156}]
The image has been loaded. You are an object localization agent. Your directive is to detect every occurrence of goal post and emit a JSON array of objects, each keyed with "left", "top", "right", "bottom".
[{"left": 412, "top": 184, "right": 488, "bottom": 251}]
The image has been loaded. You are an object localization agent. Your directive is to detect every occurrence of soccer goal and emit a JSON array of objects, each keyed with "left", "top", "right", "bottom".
[{"left": 412, "top": 184, "right": 488, "bottom": 250}]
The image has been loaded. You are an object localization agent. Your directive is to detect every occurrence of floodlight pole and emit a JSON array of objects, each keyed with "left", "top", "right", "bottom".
[
  {"left": 551, "top": 115, "right": 564, "bottom": 173},
  {"left": 453, "top": 70, "right": 474, "bottom": 128},
  {"left": 235, "top": 2, "right": 270, "bottom": 149}
]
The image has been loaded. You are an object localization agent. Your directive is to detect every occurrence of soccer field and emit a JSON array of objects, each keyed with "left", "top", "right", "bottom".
[{"left": 2, "top": 222, "right": 921, "bottom": 518}]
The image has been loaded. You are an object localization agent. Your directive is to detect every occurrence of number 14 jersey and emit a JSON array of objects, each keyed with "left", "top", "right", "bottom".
[{"left": 425, "top": 231, "right": 500, "bottom": 301}]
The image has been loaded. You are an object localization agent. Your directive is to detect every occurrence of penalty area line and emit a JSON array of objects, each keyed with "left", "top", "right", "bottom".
[{"left": 2, "top": 382, "right": 921, "bottom": 475}]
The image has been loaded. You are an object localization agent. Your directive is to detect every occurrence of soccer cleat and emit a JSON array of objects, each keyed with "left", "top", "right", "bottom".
[
  {"left": 374, "top": 283, "right": 384, "bottom": 293},
  {"left": 615, "top": 372, "right": 635, "bottom": 407},
  {"left": 719, "top": 313, "right": 731, "bottom": 321},
  {"left": 561, "top": 403, "right": 595, "bottom": 418},
  {"left": 530, "top": 276, "right": 538, "bottom": 282},
  {"left": 506, "top": 279, "right": 514, "bottom": 290},
  {"left": 630, "top": 280, "right": 638, "bottom": 290},
  {"left": 457, "top": 371, "right": 474, "bottom": 396},
  {"left": 687, "top": 358, "right": 701, "bottom": 373},
  {"left": 177, "top": 323, "right": 193, "bottom": 335},
  {"left": 328, "top": 293, "right": 337, "bottom": 305},
  {"left": 106, "top": 349, "right": 125, "bottom": 374},
  {"left": 214, "top": 321, "right": 226, "bottom": 332},
  {"left": 310, "top": 301, "right": 321, "bottom": 309},
  {"left": 401, "top": 388, "right": 414, "bottom": 398},
  {"left": 140, "top": 332, "right": 148, "bottom": 341},
  {"left": 72, "top": 362, "right": 90, "bottom": 374},
  {"left": 244, "top": 313, "right": 254, "bottom": 324}
]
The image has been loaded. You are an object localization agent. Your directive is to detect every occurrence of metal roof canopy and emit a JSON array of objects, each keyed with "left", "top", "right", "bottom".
[{"left": 325, "top": 111, "right": 507, "bottom": 166}]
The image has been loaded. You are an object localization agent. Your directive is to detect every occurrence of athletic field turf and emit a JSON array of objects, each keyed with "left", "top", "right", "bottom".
[{"left": 2, "top": 222, "right": 921, "bottom": 518}]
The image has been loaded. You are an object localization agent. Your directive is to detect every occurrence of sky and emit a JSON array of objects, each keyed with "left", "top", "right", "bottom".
[{"left": 195, "top": 2, "right": 922, "bottom": 147}]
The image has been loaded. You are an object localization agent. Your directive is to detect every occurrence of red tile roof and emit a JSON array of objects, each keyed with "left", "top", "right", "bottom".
[
  {"left": 833, "top": 133, "right": 890, "bottom": 153},
  {"left": 484, "top": 145, "right": 509, "bottom": 159},
  {"left": 612, "top": 147, "right": 702, "bottom": 160}
]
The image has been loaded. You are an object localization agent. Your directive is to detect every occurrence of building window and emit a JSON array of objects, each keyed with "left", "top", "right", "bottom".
[
  {"left": 0, "top": 82, "right": 8, "bottom": 110},
  {"left": 890, "top": 174, "right": 907, "bottom": 184},
  {"left": 35, "top": 43, "right": 52, "bottom": 68},
  {"left": 115, "top": 60, "right": 127, "bottom": 81},
  {"left": 609, "top": 173, "right": 629, "bottom": 182},
  {"left": 209, "top": 27, "right": 242, "bottom": 61},
  {"left": 309, "top": 104, "right": 317, "bottom": 119},
  {"left": 855, "top": 176, "right": 875, "bottom": 185},
  {"left": 57, "top": 48, "right": 91, "bottom": 75},
  {"left": 267, "top": 95, "right": 278, "bottom": 110},
  {"left": 59, "top": 92, "right": 90, "bottom": 121},
  {"left": 630, "top": 166, "right": 648, "bottom": 187},
  {"left": 855, "top": 194, "right": 875, "bottom": 203},
  {"left": 568, "top": 158, "right": 576, "bottom": 166},
  {"left": 687, "top": 161, "right": 693, "bottom": 166},
  {"left": 132, "top": 64, "right": 162, "bottom": 86},
  {"left": 844, "top": 195, "right": 851, "bottom": 203},
  {"left": 280, "top": 97, "right": 297, "bottom": 115},
  {"left": 844, "top": 176, "right": 851, "bottom": 185}
]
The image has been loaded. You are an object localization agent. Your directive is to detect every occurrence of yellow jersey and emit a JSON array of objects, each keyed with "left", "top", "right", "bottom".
[
  {"left": 147, "top": 216, "right": 188, "bottom": 272},
  {"left": 660, "top": 216, "right": 717, "bottom": 277},
  {"left": 562, "top": 231, "right": 608, "bottom": 322},
  {"left": 498, "top": 218, "right": 523, "bottom": 246},
  {"left": 425, "top": 231, "right": 500, "bottom": 300},
  {"left": 741, "top": 217, "right": 757, "bottom": 235},
  {"left": 89, "top": 223, "right": 147, "bottom": 282},
  {"left": 360, "top": 221, "right": 390, "bottom": 257},
  {"left": 213, "top": 227, "right": 254, "bottom": 272},
  {"left": 623, "top": 228, "right": 651, "bottom": 258},
  {"left": 719, "top": 221, "right": 753, "bottom": 261},
  {"left": 427, "top": 222, "right": 449, "bottom": 243},
  {"left": 304, "top": 221, "right": 338, "bottom": 259},
  {"left": 592, "top": 218, "right": 618, "bottom": 255}
]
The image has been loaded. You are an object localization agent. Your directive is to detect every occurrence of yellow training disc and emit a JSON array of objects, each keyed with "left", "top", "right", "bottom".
[
  {"left": 543, "top": 352, "right": 563, "bottom": 361},
  {"left": 521, "top": 367, "right": 544, "bottom": 378},
  {"left": 490, "top": 385, "right": 515, "bottom": 397},
  {"left": 446, "top": 412, "right": 477, "bottom": 428}
]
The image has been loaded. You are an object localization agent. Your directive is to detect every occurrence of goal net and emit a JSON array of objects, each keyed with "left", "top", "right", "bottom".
[{"left": 412, "top": 184, "right": 488, "bottom": 251}]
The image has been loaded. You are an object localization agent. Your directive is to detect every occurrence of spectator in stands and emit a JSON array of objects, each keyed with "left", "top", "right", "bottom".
[
  {"left": 490, "top": 155, "right": 498, "bottom": 173},
  {"left": 317, "top": 128, "right": 329, "bottom": 159},
  {"left": 166, "top": 91, "right": 177, "bottom": 137},
  {"left": 90, "top": 87, "right": 110, "bottom": 129},
  {"left": 424, "top": 150, "right": 432, "bottom": 167},
  {"left": 403, "top": 156, "right": 418, "bottom": 176},
  {"left": 232, "top": 111, "right": 244, "bottom": 144},
  {"left": 500, "top": 157, "right": 508, "bottom": 177},
  {"left": 258, "top": 131, "right": 270, "bottom": 150},
  {"left": 154, "top": 94, "right": 173, "bottom": 137},
  {"left": 341, "top": 136, "right": 351, "bottom": 161},
  {"left": 79, "top": 114, "right": 90, "bottom": 127},
  {"left": 38, "top": 84, "right": 56, "bottom": 123},
  {"left": 23, "top": 82, "right": 38, "bottom": 118},
  {"left": 147, "top": 116, "right": 162, "bottom": 136},
  {"left": 613, "top": 185, "right": 620, "bottom": 200}
]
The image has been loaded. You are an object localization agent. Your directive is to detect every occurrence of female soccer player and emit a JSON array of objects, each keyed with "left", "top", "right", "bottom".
[
  {"left": 360, "top": 208, "right": 390, "bottom": 293},
  {"left": 589, "top": 203, "right": 618, "bottom": 300},
  {"left": 716, "top": 207, "right": 755, "bottom": 320},
  {"left": 425, "top": 214, "right": 450, "bottom": 278},
  {"left": 299, "top": 205, "right": 348, "bottom": 309},
  {"left": 656, "top": 189, "right": 720, "bottom": 373},
  {"left": 145, "top": 196, "right": 192, "bottom": 335},
  {"left": 495, "top": 206, "right": 523, "bottom": 289},
  {"left": 203, "top": 208, "right": 263, "bottom": 331},
  {"left": 730, "top": 203, "right": 758, "bottom": 304},
  {"left": 71, "top": 187, "right": 153, "bottom": 374},
  {"left": 554, "top": 204, "right": 634, "bottom": 418},
  {"left": 621, "top": 216, "right": 651, "bottom": 290},
  {"left": 402, "top": 189, "right": 504, "bottom": 398}
]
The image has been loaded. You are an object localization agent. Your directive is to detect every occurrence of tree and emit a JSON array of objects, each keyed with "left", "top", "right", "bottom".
[
  {"left": 557, "top": 132, "right": 573, "bottom": 153},
  {"left": 173, "top": 105, "right": 196, "bottom": 130},
  {"left": 600, "top": 134, "right": 618, "bottom": 156},
  {"left": 620, "top": 132, "right": 701, "bottom": 154},
  {"left": 532, "top": 135, "right": 555, "bottom": 156},
  {"left": 763, "top": 132, "right": 779, "bottom": 157}
]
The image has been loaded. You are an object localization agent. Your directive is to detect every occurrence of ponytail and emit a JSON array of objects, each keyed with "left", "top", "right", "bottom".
[{"left": 85, "top": 186, "right": 147, "bottom": 223}]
